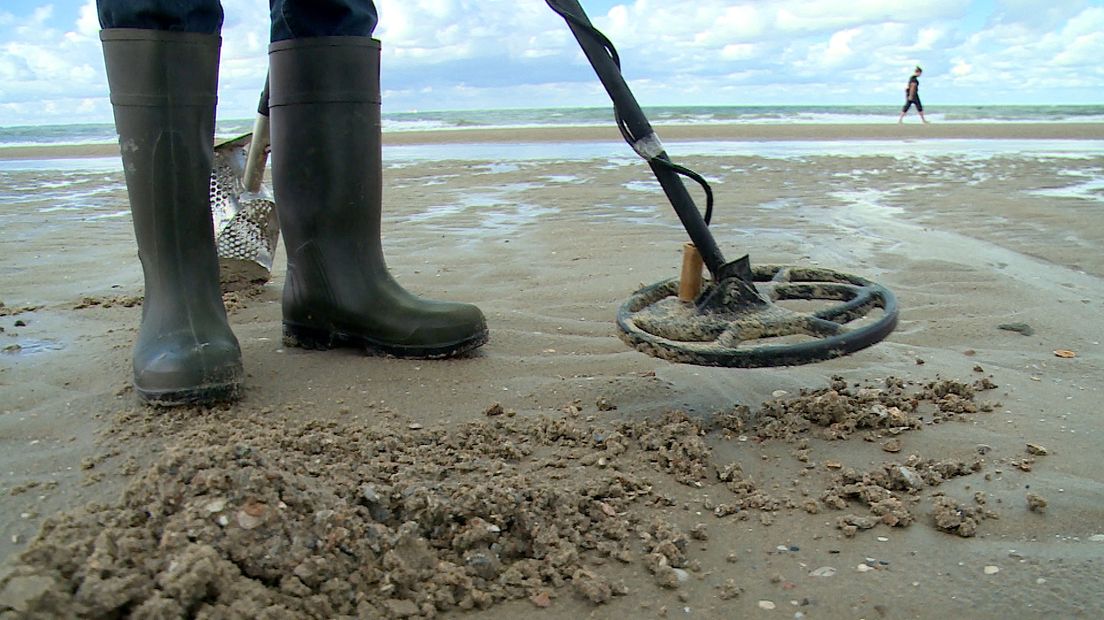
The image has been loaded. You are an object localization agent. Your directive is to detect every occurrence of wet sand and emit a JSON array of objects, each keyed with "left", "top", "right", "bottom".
[{"left": 1, "top": 124, "right": 1103, "bottom": 618}]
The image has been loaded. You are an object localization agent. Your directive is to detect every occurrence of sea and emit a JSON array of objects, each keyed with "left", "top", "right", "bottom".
[{"left": 2, "top": 104, "right": 1103, "bottom": 148}]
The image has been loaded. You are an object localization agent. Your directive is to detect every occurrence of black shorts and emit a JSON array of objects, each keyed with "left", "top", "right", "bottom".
[{"left": 902, "top": 98, "right": 923, "bottom": 113}]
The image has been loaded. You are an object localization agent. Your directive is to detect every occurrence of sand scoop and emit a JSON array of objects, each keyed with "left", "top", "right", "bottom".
[
  {"left": 209, "top": 84, "right": 280, "bottom": 291},
  {"left": 548, "top": 0, "right": 898, "bottom": 367}
]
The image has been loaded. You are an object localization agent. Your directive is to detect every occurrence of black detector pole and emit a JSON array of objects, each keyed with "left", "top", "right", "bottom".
[{"left": 546, "top": 0, "right": 744, "bottom": 281}]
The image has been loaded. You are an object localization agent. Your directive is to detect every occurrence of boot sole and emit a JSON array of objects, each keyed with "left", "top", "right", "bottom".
[
  {"left": 283, "top": 322, "right": 489, "bottom": 359},
  {"left": 137, "top": 381, "right": 242, "bottom": 408}
]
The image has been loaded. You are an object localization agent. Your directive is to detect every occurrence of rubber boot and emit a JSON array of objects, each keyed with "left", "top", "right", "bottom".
[
  {"left": 101, "top": 29, "right": 243, "bottom": 405},
  {"left": 268, "top": 37, "right": 488, "bottom": 358}
]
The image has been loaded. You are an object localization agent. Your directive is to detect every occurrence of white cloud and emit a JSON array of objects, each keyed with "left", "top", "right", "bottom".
[
  {"left": 75, "top": 1, "right": 98, "bottom": 36},
  {"left": 0, "top": 1, "right": 105, "bottom": 125},
  {"left": 944, "top": 4, "right": 1104, "bottom": 98},
  {"left": 823, "top": 29, "right": 858, "bottom": 66},
  {"left": 950, "top": 59, "right": 973, "bottom": 77}
]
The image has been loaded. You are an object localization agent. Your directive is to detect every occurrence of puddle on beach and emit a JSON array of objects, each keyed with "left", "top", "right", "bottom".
[
  {"left": 402, "top": 181, "right": 562, "bottom": 236},
  {"left": 623, "top": 179, "right": 661, "bottom": 193},
  {"left": 829, "top": 188, "right": 909, "bottom": 219},
  {"left": 2, "top": 339, "right": 65, "bottom": 355},
  {"left": 2, "top": 169, "right": 126, "bottom": 225},
  {"left": 470, "top": 162, "right": 521, "bottom": 175},
  {"left": 590, "top": 202, "right": 675, "bottom": 228},
  {"left": 538, "top": 174, "right": 586, "bottom": 184},
  {"left": 1029, "top": 172, "right": 1104, "bottom": 203}
]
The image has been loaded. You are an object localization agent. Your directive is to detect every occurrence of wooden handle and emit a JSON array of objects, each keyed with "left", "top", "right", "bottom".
[{"left": 678, "top": 243, "right": 704, "bottom": 302}]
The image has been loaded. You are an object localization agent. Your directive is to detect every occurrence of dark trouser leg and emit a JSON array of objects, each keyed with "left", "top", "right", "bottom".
[
  {"left": 269, "top": 0, "right": 378, "bottom": 41},
  {"left": 97, "top": 0, "right": 224, "bottom": 33}
]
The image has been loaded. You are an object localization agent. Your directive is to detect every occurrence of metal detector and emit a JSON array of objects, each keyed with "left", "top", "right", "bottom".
[{"left": 547, "top": 0, "right": 898, "bottom": 367}]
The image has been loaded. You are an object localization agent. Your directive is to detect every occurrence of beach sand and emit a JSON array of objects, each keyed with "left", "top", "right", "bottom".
[{"left": 1, "top": 123, "right": 1102, "bottom": 618}]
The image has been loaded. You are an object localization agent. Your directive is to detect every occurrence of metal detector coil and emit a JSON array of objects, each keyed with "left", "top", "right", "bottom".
[{"left": 618, "top": 266, "right": 898, "bottom": 367}]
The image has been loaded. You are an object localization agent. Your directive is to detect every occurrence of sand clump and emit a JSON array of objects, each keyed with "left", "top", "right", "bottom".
[
  {"left": 822, "top": 455, "right": 984, "bottom": 536},
  {"left": 70, "top": 285, "right": 266, "bottom": 314},
  {"left": 0, "top": 375, "right": 1015, "bottom": 618},
  {"left": 930, "top": 495, "right": 998, "bottom": 537},
  {"left": 0, "top": 413, "right": 688, "bottom": 618},
  {"left": 742, "top": 375, "right": 999, "bottom": 441},
  {"left": 0, "top": 302, "right": 41, "bottom": 317}
]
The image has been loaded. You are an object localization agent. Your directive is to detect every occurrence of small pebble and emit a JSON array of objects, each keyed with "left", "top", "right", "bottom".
[
  {"left": 529, "top": 591, "right": 552, "bottom": 608},
  {"left": 809, "top": 566, "right": 837, "bottom": 577},
  {"left": 998, "top": 322, "right": 1034, "bottom": 336},
  {"left": 758, "top": 600, "right": 776, "bottom": 610},
  {"left": 1025, "top": 443, "right": 1049, "bottom": 456},
  {"left": 856, "top": 564, "right": 875, "bottom": 573},
  {"left": 984, "top": 566, "right": 1000, "bottom": 575},
  {"left": 236, "top": 510, "right": 263, "bottom": 530}
]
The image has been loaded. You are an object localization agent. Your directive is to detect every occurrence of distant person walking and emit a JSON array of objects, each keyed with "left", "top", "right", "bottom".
[{"left": 897, "top": 66, "right": 929, "bottom": 124}]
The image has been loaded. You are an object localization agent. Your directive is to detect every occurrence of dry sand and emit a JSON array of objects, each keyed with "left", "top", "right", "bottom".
[{"left": 1, "top": 123, "right": 1103, "bottom": 618}]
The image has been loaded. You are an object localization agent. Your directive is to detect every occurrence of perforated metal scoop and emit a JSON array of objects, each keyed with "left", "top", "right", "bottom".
[{"left": 210, "top": 132, "right": 279, "bottom": 291}]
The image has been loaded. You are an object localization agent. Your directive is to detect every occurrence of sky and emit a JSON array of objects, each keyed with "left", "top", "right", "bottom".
[{"left": 1, "top": 0, "right": 1102, "bottom": 126}]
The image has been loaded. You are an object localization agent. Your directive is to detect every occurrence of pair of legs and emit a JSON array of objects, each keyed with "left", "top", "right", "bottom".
[
  {"left": 99, "top": 1, "right": 488, "bottom": 406},
  {"left": 897, "top": 99, "right": 928, "bottom": 123}
]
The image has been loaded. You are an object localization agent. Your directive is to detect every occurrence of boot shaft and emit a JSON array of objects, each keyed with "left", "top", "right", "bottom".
[
  {"left": 101, "top": 29, "right": 220, "bottom": 108},
  {"left": 101, "top": 30, "right": 220, "bottom": 182},
  {"left": 268, "top": 37, "right": 384, "bottom": 262},
  {"left": 100, "top": 29, "right": 224, "bottom": 315}
]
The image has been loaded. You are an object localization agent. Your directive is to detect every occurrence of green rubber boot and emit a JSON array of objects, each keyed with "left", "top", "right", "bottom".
[
  {"left": 101, "top": 29, "right": 243, "bottom": 405},
  {"left": 268, "top": 37, "right": 488, "bottom": 358}
]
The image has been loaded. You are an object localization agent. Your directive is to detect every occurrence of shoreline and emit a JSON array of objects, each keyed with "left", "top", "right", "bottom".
[{"left": 2, "top": 122, "right": 1102, "bottom": 160}]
